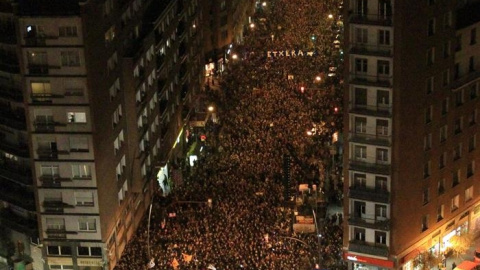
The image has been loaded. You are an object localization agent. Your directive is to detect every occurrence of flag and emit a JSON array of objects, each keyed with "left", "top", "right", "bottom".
[
  {"left": 172, "top": 258, "right": 179, "bottom": 269},
  {"left": 182, "top": 253, "right": 193, "bottom": 263}
]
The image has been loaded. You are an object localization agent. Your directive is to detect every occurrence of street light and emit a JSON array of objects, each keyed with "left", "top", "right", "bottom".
[
  {"left": 232, "top": 53, "right": 238, "bottom": 60},
  {"left": 208, "top": 105, "right": 215, "bottom": 112},
  {"left": 250, "top": 23, "right": 255, "bottom": 29},
  {"left": 262, "top": 2, "right": 267, "bottom": 7},
  {"left": 328, "top": 14, "right": 334, "bottom": 19},
  {"left": 315, "top": 76, "right": 321, "bottom": 82}
]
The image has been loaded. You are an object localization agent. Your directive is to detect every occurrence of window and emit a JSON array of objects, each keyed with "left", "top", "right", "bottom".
[
  {"left": 424, "top": 161, "right": 431, "bottom": 178},
  {"left": 104, "top": 0, "right": 113, "bottom": 15},
  {"left": 355, "top": 58, "right": 368, "bottom": 73},
  {"left": 75, "top": 191, "right": 94, "bottom": 206},
  {"left": 443, "top": 12, "right": 452, "bottom": 29},
  {"left": 469, "top": 134, "right": 476, "bottom": 152},
  {"left": 441, "top": 98, "right": 449, "bottom": 115},
  {"left": 67, "top": 112, "right": 87, "bottom": 123},
  {"left": 354, "top": 88, "right": 367, "bottom": 106},
  {"left": 443, "top": 69, "right": 450, "bottom": 86},
  {"left": 423, "top": 188, "right": 430, "bottom": 205},
  {"left": 453, "top": 143, "right": 462, "bottom": 161},
  {"left": 470, "top": 83, "right": 478, "bottom": 100},
  {"left": 31, "top": 81, "right": 52, "bottom": 99},
  {"left": 354, "top": 117, "right": 366, "bottom": 133},
  {"left": 378, "top": 29, "right": 390, "bottom": 45},
  {"left": 220, "top": 0, "right": 226, "bottom": 10},
  {"left": 455, "top": 35, "right": 462, "bottom": 52},
  {"left": 454, "top": 117, "right": 463, "bottom": 134},
  {"left": 69, "top": 137, "right": 89, "bottom": 152},
  {"left": 469, "top": 56, "right": 475, "bottom": 72},
  {"left": 437, "top": 205, "right": 444, "bottom": 221},
  {"left": 105, "top": 25, "right": 116, "bottom": 45},
  {"left": 443, "top": 41, "right": 451, "bottom": 58},
  {"left": 424, "top": 133, "right": 432, "bottom": 150},
  {"left": 354, "top": 227, "right": 366, "bottom": 241},
  {"left": 440, "top": 125, "right": 447, "bottom": 142},
  {"left": 78, "top": 218, "right": 96, "bottom": 231},
  {"left": 375, "top": 204, "right": 387, "bottom": 219},
  {"left": 425, "top": 106, "right": 432, "bottom": 124},
  {"left": 426, "top": 47, "right": 435, "bottom": 65},
  {"left": 107, "top": 52, "right": 118, "bottom": 71},
  {"left": 375, "top": 176, "right": 388, "bottom": 191},
  {"left": 421, "top": 215, "right": 429, "bottom": 231},
  {"left": 439, "top": 152, "right": 446, "bottom": 169},
  {"left": 377, "top": 60, "right": 390, "bottom": 75},
  {"left": 454, "top": 63, "right": 460, "bottom": 80},
  {"left": 50, "top": 265, "right": 74, "bottom": 269},
  {"left": 467, "top": 161, "right": 475, "bottom": 178},
  {"left": 354, "top": 145, "right": 367, "bottom": 160},
  {"left": 465, "top": 186, "right": 473, "bottom": 201},
  {"left": 355, "top": 28, "right": 368, "bottom": 43},
  {"left": 61, "top": 51, "right": 80, "bottom": 67},
  {"left": 47, "top": 245, "right": 72, "bottom": 256},
  {"left": 451, "top": 195, "right": 459, "bottom": 212},
  {"left": 470, "top": 110, "right": 477, "bottom": 126},
  {"left": 27, "top": 51, "right": 47, "bottom": 65},
  {"left": 78, "top": 246, "right": 102, "bottom": 257},
  {"left": 452, "top": 169, "right": 460, "bottom": 187},
  {"left": 376, "top": 148, "right": 388, "bottom": 163},
  {"left": 59, "top": 26, "right": 77, "bottom": 37},
  {"left": 428, "top": 18, "right": 435, "bottom": 36},
  {"left": 353, "top": 173, "right": 366, "bottom": 188},
  {"left": 41, "top": 165, "right": 59, "bottom": 177},
  {"left": 375, "top": 231, "right": 387, "bottom": 245},
  {"left": 426, "top": 76, "right": 434, "bottom": 94},
  {"left": 376, "top": 119, "right": 389, "bottom": 136},
  {"left": 471, "top": 28, "right": 477, "bottom": 45},
  {"left": 377, "top": 90, "right": 390, "bottom": 106},
  {"left": 438, "top": 179, "right": 445, "bottom": 195},
  {"left": 46, "top": 218, "right": 65, "bottom": 231},
  {"left": 72, "top": 164, "right": 91, "bottom": 179}
]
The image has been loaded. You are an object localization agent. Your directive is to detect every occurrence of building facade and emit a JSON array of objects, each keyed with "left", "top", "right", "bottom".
[
  {"left": 343, "top": 0, "right": 480, "bottom": 269},
  {"left": 201, "top": 0, "right": 255, "bottom": 75},
  {"left": 0, "top": 0, "right": 203, "bottom": 269}
]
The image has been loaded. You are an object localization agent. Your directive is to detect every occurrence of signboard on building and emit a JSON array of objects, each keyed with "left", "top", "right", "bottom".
[{"left": 343, "top": 253, "right": 394, "bottom": 268}]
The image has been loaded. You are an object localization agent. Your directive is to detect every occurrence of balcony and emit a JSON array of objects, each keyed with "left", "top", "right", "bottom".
[
  {"left": 45, "top": 228, "right": 77, "bottom": 239},
  {"left": 24, "top": 34, "right": 59, "bottom": 47},
  {"left": 0, "top": 160, "right": 32, "bottom": 185},
  {"left": 350, "top": 103, "right": 391, "bottom": 117},
  {"left": 349, "top": 159, "right": 390, "bottom": 175},
  {"left": 0, "top": 183, "right": 35, "bottom": 211},
  {"left": 0, "top": 208, "right": 37, "bottom": 236},
  {"left": 350, "top": 43, "right": 393, "bottom": 57},
  {"left": 349, "top": 214, "right": 390, "bottom": 230},
  {"left": 31, "top": 93, "right": 64, "bottom": 103},
  {"left": 349, "top": 240, "right": 389, "bottom": 257},
  {"left": 349, "top": 12, "right": 393, "bottom": 26},
  {"left": 39, "top": 175, "right": 72, "bottom": 188},
  {"left": 349, "top": 132, "right": 391, "bottom": 146},
  {"left": 37, "top": 149, "right": 69, "bottom": 160},
  {"left": 43, "top": 200, "right": 74, "bottom": 213},
  {"left": 0, "top": 85, "right": 23, "bottom": 102},
  {"left": 450, "top": 70, "right": 480, "bottom": 91},
  {"left": 0, "top": 139, "right": 29, "bottom": 158},
  {"left": 0, "top": 108, "right": 26, "bottom": 130},
  {"left": 28, "top": 64, "right": 50, "bottom": 74},
  {"left": 349, "top": 186, "right": 390, "bottom": 203},
  {"left": 34, "top": 120, "right": 67, "bottom": 132},
  {"left": 349, "top": 74, "right": 392, "bottom": 88}
]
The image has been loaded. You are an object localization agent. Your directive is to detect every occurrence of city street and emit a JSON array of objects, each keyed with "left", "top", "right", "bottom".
[{"left": 115, "top": 0, "right": 345, "bottom": 269}]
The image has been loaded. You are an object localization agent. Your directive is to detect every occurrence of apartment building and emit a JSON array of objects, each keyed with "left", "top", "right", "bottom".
[
  {"left": 343, "top": 0, "right": 480, "bottom": 269},
  {"left": 201, "top": 0, "right": 255, "bottom": 75},
  {"left": 0, "top": 0, "right": 38, "bottom": 269},
  {"left": 0, "top": 0, "right": 204, "bottom": 269}
]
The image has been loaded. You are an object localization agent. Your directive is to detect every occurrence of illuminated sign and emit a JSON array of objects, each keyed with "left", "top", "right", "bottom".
[
  {"left": 267, "top": 50, "right": 316, "bottom": 58},
  {"left": 344, "top": 253, "right": 394, "bottom": 268}
]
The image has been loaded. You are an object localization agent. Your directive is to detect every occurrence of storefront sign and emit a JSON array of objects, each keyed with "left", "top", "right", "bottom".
[
  {"left": 77, "top": 258, "right": 103, "bottom": 266},
  {"left": 267, "top": 50, "right": 316, "bottom": 58},
  {"left": 344, "top": 253, "right": 394, "bottom": 268},
  {"left": 47, "top": 257, "right": 73, "bottom": 265}
]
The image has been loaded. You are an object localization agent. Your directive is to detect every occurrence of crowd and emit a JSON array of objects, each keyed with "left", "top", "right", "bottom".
[{"left": 115, "top": 0, "right": 345, "bottom": 269}]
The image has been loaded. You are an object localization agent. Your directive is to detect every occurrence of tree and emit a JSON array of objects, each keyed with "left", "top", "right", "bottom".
[
  {"left": 413, "top": 251, "right": 442, "bottom": 270},
  {"left": 449, "top": 232, "right": 474, "bottom": 257}
]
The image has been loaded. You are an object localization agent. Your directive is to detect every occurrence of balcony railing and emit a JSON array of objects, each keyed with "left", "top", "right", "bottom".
[
  {"left": 349, "top": 159, "right": 391, "bottom": 175},
  {"left": 348, "top": 214, "right": 390, "bottom": 230},
  {"left": 349, "top": 12, "right": 393, "bottom": 26},
  {"left": 349, "top": 240, "right": 389, "bottom": 257},
  {"left": 37, "top": 149, "right": 69, "bottom": 160},
  {"left": 349, "top": 186, "right": 390, "bottom": 203},
  {"left": 43, "top": 200, "right": 74, "bottom": 214},
  {"left": 349, "top": 73, "right": 392, "bottom": 88},
  {"left": 349, "top": 132, "right": 391, "bottom": 146},
  {"left": 40, "top": 175, "right": 72, "bottom": 188},
  {"left": 349, "top": 103, "right": 392, "bottom": 117},
  {"left": 28, "top": 64, "right": 49, "bottom": 75},
  {"left": 350, "top": 43, "right": 393, "bottom": 57}
]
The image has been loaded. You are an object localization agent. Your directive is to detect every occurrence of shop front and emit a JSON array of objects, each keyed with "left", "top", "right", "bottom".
[{"left": 344, "top": 252, "right": 394, "bottom": 270}]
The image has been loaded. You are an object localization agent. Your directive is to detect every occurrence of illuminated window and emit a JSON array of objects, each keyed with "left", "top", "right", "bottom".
[{"left": 67, "top": 112, "right": 87, "bottom": 123}]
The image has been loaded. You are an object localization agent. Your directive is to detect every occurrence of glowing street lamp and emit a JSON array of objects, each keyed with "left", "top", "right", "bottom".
[
  {"left": 232, "top": 53, "right": 238, "bottom": 60},
  {"left": 315, "top": 76, "right": 322, "bottom": 82},
  {"left": 328, "top": 14, "right": 334, "bottom": 19},
  {"left": 250, "top": 23, "right": 255, "bottom": 29},
  {"left": 262, "top": 2, "right": 267, "bottom": 7},
  {"left": 208, "top": 105, "right": 215, "bottom": 112},
  {"left": 300, "top": 86, "right": 305, "bottom": 93}
]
